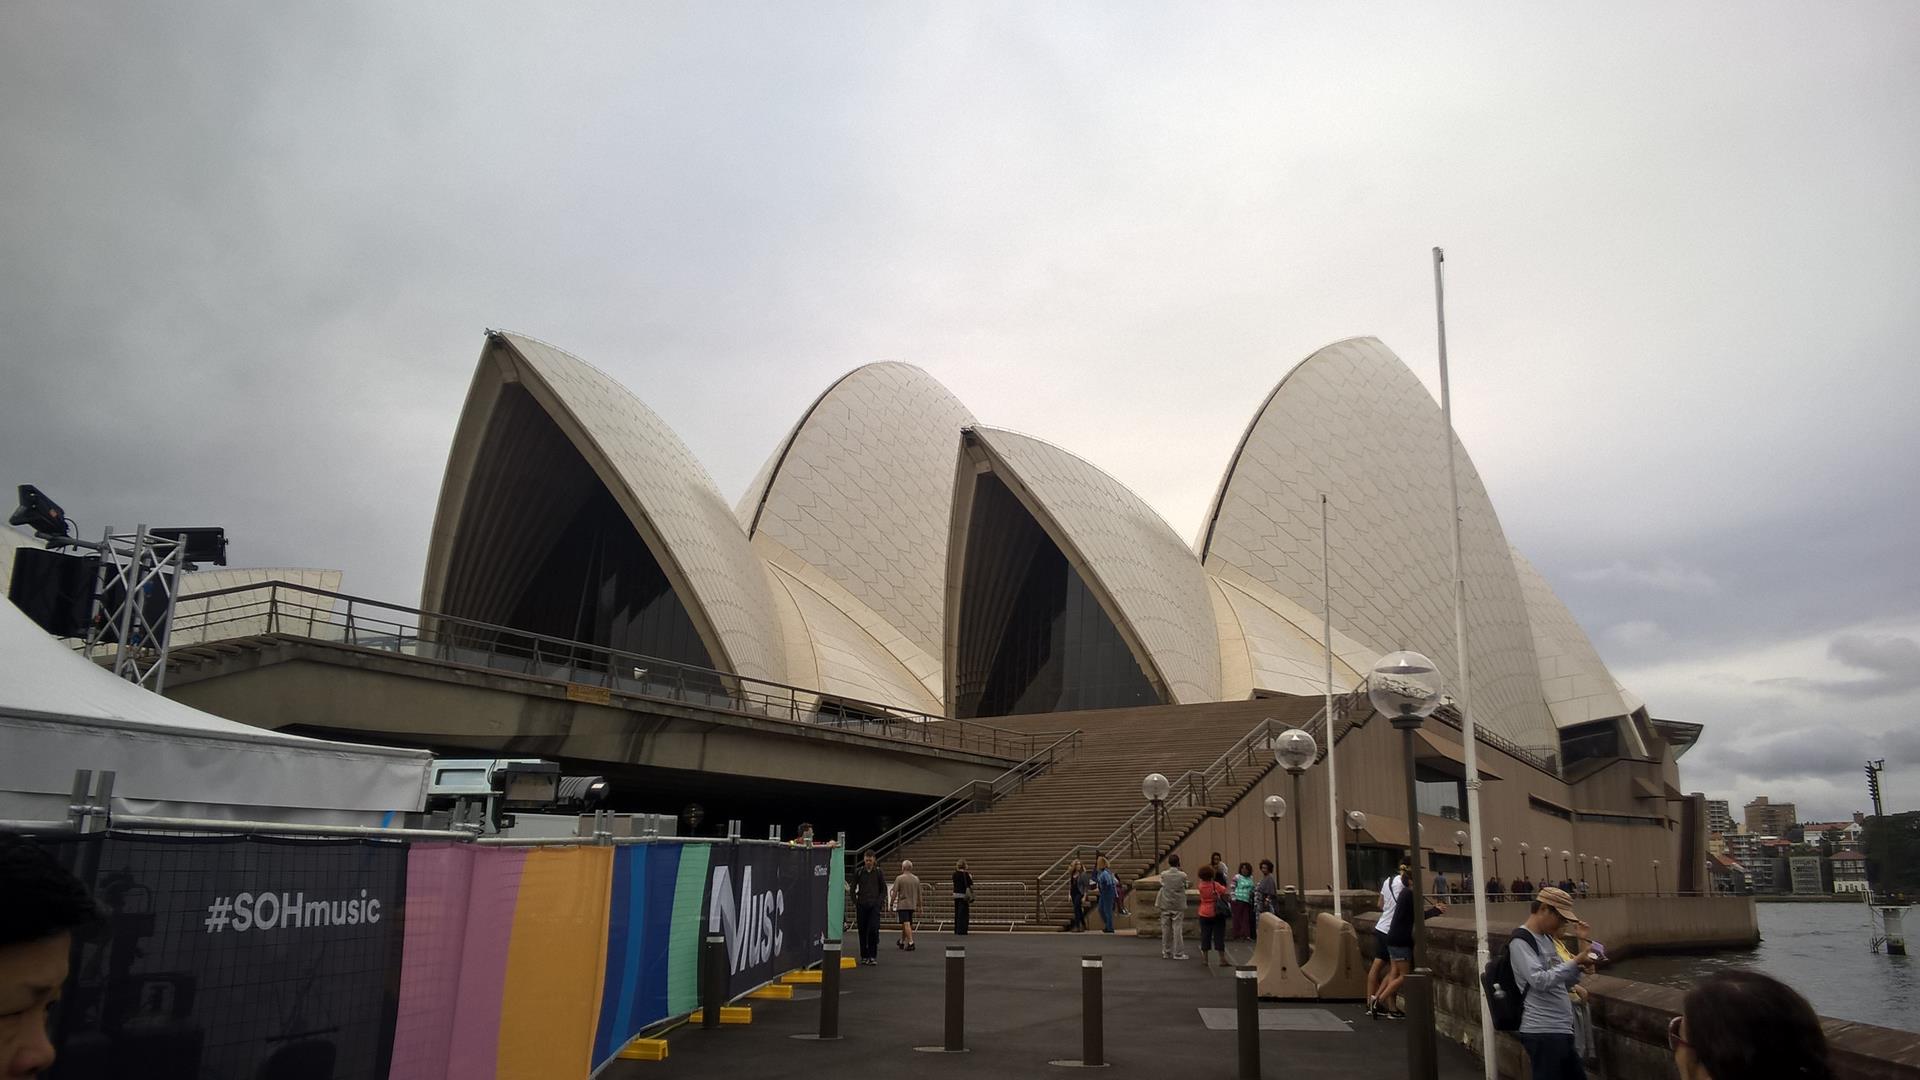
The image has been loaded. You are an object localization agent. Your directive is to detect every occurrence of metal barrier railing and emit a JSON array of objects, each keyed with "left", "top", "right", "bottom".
[
  {"left": 163, "top": 581, "right": 1039, "bottom": 761},
  {"left": 840, "top": 880, "right": 1034, "bottom": 933}
]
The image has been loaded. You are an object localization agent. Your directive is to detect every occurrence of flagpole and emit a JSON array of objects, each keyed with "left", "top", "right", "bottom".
[
  {"left": 1322, "top": 493, "right": 1341, "bottom": 918},
  {"left": 1435, "top": 246, "right": 1496, "bottom": 1080}
]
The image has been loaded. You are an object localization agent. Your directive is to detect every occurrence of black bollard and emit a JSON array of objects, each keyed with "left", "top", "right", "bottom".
[
  {"left": 820, "top": 941, "right": 843, "bottom": 1039},
  {"left": 1403, "top": 971, "right": 1437, "bottom": 1080},
  {"left": 945, "top": 945, "right": 966, "bottom": 1052},
  {"left": 1236, "top": 965, "right": 1259, "bottom": 1079},
  {"left": 702, "top": 933, "right": 725, "bottom": 1030},
  {"left": 1084, "top": 955, "right": 1105, "bottom": 1066}
]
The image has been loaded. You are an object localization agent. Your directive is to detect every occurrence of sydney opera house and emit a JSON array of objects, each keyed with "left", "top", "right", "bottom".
[{"left": 412, "top": 329, "right": 1705, "bottom": 893}]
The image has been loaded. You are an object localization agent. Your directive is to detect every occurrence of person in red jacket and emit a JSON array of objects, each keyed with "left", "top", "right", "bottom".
[{"left": 1195, "top": 864, "right": 1233, "bottom": 967}]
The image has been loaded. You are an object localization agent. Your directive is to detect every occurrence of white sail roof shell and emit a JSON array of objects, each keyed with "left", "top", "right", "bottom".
[
  {"left": 970, "top": 426, "right": 1222, "bottom": 705},
  {"left": 1198, "top": 337, "right": 1555, "bottom": 750},
  {"left": 736, "top": 362, "right": 976, "bottom": 671},
  {"left": 427, "top": 332, "right": 784, "bottom": 682},
  {"left": 1510, "top": 547, "right": 1634, "bottom": 728}
]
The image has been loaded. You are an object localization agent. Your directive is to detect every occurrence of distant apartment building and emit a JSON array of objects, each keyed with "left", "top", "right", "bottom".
[
  {"left": 1706, "top": 798, "right": 1734, "bottom": 835},
  {"left": 1788, "top": 855, "right": 1827, "bottom": 895},
  {"left": 1803, "top": 821, "right": 1865, "bottom": 849},
  {"left": 1831, "top": 850, "right": 1870, "bottom": 894},
  {"left": 1745, "top": 796, "right": 1797, "bottom": 836}
]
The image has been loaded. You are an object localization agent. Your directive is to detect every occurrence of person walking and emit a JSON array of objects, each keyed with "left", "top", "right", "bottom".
[
  {"left": 1230, "top": 861, "right": 1256, "bottom": 939},
  {"left": 1433, "top": 870, "right": 1450, "bottom": 902},
  {"left": 1366, "top": 862, "right": 1406, "bottom": 1015},
  {"left": 851, "top": 849, "right": 887, "bottom": 966},
  {"left": 893, "top": 860, "right": 923, "bottom": 952},
  {"left": 1094, "top": 855, "right": 1120, "bottom": 933},
  {"left": 1375, "top": 864, "right": 1447, "bottom": 1019},
  {"left": 1156, "top": 853, "right": 1191, "bottom": 959},
  {"left": 1196, "top": 864, "right": 1231, "bottom": 966},
  {"left": 952, "top": 859, "right": 974, "bottom": 935},
  {"left": 1510, "top": 886, "right": 1596, "bottom": 1078},
  {"left": 1669, "top": 970, "right": 1833, "bottom": 1080},
  {"left": 1067, "top": 858, "right": 1090, "bottom": 932}
]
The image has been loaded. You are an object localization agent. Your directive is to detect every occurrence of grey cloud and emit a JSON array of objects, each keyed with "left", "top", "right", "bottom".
[
  {"left": 1, "top": 3, "right": 1917, "bottom": 812},
  {"left": 1761, "top": 634, "right": 1920, "bottom": 701}
]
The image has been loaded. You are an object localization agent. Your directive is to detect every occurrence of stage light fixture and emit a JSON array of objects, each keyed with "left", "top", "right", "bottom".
[
  {"left": 10, "top": 484, "right": 71, "bottom": 537},
  {"left": 150, "top": 526, "right": 228, "bottom": 566}
]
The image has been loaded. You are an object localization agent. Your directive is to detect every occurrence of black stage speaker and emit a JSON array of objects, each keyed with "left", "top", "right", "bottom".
[{"left": 9, "top": 546, "right": 100, "bottom": 637}]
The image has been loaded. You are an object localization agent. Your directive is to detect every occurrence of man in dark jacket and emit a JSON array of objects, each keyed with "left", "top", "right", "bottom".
[{"left": 850, "top": 849, "right": 887, "bottom": 966}]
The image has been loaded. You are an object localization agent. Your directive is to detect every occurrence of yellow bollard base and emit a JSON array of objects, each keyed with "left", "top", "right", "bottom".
[
  {"left": 782, "top": 970, "right": 824, "bottom": 984},
  {"left": 616, "top": 1038, "right": 669, "bottom": 1061},
  {"left": 688, "top": 1006, "right": 753, "bottom": 1025},
  {"left": 840, "top": 956, "right": 857, "bottom": 970},
  {"left": 747, "top": 984, "right": 794, "bottom": 1000}
]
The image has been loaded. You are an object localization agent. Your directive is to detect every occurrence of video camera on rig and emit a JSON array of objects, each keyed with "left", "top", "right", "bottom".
[{"left": 425, "top": 758, "right": 609, "bottom": 833}]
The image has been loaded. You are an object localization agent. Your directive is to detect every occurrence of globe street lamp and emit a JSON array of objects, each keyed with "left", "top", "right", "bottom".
[
  {"left": 1452, "top": 830, "right": 1468, "bottom": 900},
  {"left": 1605, "top": 858, "right": 1614, "bottom": 897},
  {"left": 1370, "top": 650, "right": 1442, "bottom": 967},
  {"left": 1264, "top": 794, "right": 1287, "bottom": 888},
  {"left": 1345, "top": 810, "right": 1367, "bottom": 888},
  {"left": 1578, "top": 852, "right": 1588, "bottom": 886},
  {"left": 1143, "top": 773, "right": 1171, "bottom": 871},
  {"left": 1652, "top": 859, "right": 1661, "bottom": 898},
  {"left": 1490, "top": 837, "right": 1502, "bottom": 882},
  {"left": 1519, "top": 841, "right": 1529, "bottom": 881},
  {"left": 1560, "top": 850, "right": 1571, "bottom": 881},
  {"left": 1275, "top": 727, "right": 1318, "bottom": 895}
]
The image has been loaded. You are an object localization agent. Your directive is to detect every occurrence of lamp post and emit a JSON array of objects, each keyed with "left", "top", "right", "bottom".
[
  {"left": 1578, "top": 852, "right": 1587, "bottom": 886},
  {"left": 1264, "top": 794, "right": 1287, "bottom": 888},
  {"left": 1652, "top": 859, "right": 1661, "bottom": 898},
  {"left": 1560, "top": 850, "right": 1571, "bottom": 882},
  {"left": 1143, "top": 773, "right": 1170, "bottom": 871},
  {"left": 1605, "top": 858, "right": 1613, "bottom": 897},
  {"left": 1345, "top": 810, "right": 1367, "bottom": 889},
  {"left": 1369, "top": 650, "right": 1442, "bottom": 967},
  {"left": 1490, "top": 837, "right": 1502, "bottom": 882},
  {"left": 1519, "top": 841, "right": 1529, "bottom": 881},
  {"left": 1452, "top": 830, "right": 1468, "bottom": 900},
  {"left": 1275, "top": 727, "right": 1317, "bottom": 894}
]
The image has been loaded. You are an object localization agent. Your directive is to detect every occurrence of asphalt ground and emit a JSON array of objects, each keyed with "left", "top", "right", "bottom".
[{"left": 606, "top": 929, "right": 1484, "bottom": 1079}]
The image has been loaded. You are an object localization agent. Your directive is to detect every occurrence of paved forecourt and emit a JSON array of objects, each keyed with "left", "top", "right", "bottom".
[{"left": 606, "top": 930, "right": 1483, "bottom": 1079}]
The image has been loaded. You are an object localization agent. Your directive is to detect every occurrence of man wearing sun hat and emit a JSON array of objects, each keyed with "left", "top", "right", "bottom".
[{"left": 1510, "top": 885, "right": 1598, "bottom": 1079}]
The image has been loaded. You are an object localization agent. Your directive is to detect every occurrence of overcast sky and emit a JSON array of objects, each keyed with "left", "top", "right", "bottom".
[{"left": 3, "top": 3, "right": 1915, "bottom": 822}]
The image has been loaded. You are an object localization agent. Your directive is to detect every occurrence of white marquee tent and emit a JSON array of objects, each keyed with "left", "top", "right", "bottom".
[{"left": 0, "top": 596, "right": 431, "bottom": 827}]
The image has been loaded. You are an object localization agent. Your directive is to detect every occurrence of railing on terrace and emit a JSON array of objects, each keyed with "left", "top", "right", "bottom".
[
  {"left": 1031, "top": 705, "right": 1333, "bottom": 924},
  {"left": 849, "top": 727, "right": 1084, "bottom": 871},
  {"left": 164, "top": 581, "right": 1040, "bottom": 761}
]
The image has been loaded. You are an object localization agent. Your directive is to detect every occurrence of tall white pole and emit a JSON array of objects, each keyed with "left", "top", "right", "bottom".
[
  {"left": 1322, "top": 493, "right": 1341, "bottom": 918},
  {"left": 1435, "top": 246, "right": 1496, "bottom": 1080}
]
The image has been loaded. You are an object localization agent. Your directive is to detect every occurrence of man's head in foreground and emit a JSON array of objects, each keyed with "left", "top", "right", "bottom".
[{"left": 1, "top": 834, "right": 96, "bottom": 1078}]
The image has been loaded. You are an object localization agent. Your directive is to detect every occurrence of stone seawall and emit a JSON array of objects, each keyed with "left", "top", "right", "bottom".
[{"left": 1354, "top": 901, "right": 1920, "bottom": 1080}]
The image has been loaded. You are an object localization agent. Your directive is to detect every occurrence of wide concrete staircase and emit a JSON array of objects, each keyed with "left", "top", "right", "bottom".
[{"left": 862, "top": 696, "right": 1327, "bottom": 929}]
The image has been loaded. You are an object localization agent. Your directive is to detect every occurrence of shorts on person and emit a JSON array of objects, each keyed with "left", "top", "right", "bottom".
[
  {"left": 896, "top": 908, "right": 915, "bottom": 926},
  {"left": 1387, "top": 944, "right": 1412, "bottom": 962}
]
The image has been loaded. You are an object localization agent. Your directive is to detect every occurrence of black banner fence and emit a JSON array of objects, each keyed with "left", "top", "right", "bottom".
[{"left": 41, "top": 832, "right": 408, "bottom": 1080}]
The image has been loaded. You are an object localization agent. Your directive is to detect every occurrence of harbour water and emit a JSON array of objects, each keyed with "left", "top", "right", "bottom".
[{"left": 1607, "top": 901, "right": 1917, "bottom": 1034}]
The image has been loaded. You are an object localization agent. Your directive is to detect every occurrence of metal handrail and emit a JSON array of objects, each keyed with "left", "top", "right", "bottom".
[
  {"left": 850, "top": 728, "right": 1084, "bottom": 865},
  {"left": 164, "top": 581, "right": 1040, "bottom": 761},
  {"left": 1031, "top": 706, "right": 1334, "bottom": 922}
]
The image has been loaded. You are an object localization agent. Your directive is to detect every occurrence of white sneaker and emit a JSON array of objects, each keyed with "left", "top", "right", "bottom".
[{"left": 1174, "top": 953, "right": 1190, "bottom": 960}]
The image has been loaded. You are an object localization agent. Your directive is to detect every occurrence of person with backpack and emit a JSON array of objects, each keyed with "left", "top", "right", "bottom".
[
  {"left": 1488, "top": 885, "right": 1596, "bottom": 1079},
  {"left": 1372, "top": 863, "right": 1446, "bottom": 1019}
]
